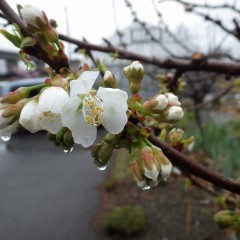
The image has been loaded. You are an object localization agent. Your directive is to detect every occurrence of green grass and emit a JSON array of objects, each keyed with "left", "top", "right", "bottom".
[{"left": 185, "top": 122, "right": 240, "bottom": 178}]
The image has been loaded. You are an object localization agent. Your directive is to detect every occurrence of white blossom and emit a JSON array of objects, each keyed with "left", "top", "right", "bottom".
[
  {"left": 36, "top": 87, "right": 69, "bottom": 134},
  {"left": 61, "top": 71, "right": 128, "bottom": 148},
  {"left": 19, "top": 99, "right": 42, "bottom": 133}
]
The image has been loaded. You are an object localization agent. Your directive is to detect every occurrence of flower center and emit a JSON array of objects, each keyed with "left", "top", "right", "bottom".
[
  {"left": 38, "top": 111, "right": 58, "bottom": 122},
  {"left": 82, "top": 95, "right": 104, "bottom": 126}
]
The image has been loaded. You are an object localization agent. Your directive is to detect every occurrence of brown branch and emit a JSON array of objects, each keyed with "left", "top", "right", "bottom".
[
  {"left": 59, "top": 33, "right": 240, "bottom": 76},
  {"left": 149, "top": 134, "right": 240, "bottom": 195},
  {"left": 0, "top": 0, "right": 69, "bottom": 72},
  {"left": 161, "top": 0, "right": 240, "bottom": 14},
  {"left": 189, "top": 82, "right": 235, "bottom": 111}
]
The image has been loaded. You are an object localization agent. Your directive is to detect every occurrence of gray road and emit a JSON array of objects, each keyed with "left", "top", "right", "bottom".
[{"left": 0, "top": 131, "right": 107, "bottom": 240}]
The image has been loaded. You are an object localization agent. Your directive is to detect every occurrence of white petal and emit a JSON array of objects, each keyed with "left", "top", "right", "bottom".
[
  {"left": 61, "top": 96, "right": 97, "bottom": 147},
  {"left": 37, "top": 87, "right": 69, "bottom": 134},
  {"left": 144, "top": 165, "right": 159, "bottom": 181},
  {"left": 97, "top": 87, "right": 128, "bottom": 134},
  {"left": 19, "top": 99, "right": 42, "bottom": 133},
  {"left": 70, "top": 71, "right": 99, "bottom": 96},
  {"left": 161, "top": 163, "right": 173, "bottom": 181}
]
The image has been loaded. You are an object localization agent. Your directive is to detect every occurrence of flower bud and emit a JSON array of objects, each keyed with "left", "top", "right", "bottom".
[
  {"left": 143, "top": 94, "right": 168, "bottom": 114},
  {"left": 139, "top": 146, "right": 159, "bottom": 181},
  {"left": 160, "top": 162, "right": 173, "bottom": 181},
  {"left": 164, "top": 93, "right": 181, "bottom": 106},
  {"left": 151, "top": 146, "right": 172, "bottom": 181},
  {"left": 92, "top": 142, "right": 114, "bottom": 169},
  {"left": 0, "top": 87, "right": 30, "bottom": 104},
  {"left": 123, "top": 61, "right": 144, "bottom": 94},
  {"left": 129, "top": 160, "right": 147, "bottom": 188},
  {"left": 169, "top": 128, "right": 184, "bottom": 149},
  {"left": 163, "top": 106, "right": 184, "bottom": 123},
  {"left": 20, "top": 5, "right": 48, "bottom": 31},
  {"left": 103, "top": 71, "right": 118, "bottom": 88}
]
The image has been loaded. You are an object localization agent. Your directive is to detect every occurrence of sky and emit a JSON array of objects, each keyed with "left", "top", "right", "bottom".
[{"left": 0, "top": 0, "right": 239, "bottom": 54}]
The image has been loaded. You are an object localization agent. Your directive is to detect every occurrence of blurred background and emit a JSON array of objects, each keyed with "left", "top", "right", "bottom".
[{"left": 0, "top": 0, "right": 240, "bottom": 239}]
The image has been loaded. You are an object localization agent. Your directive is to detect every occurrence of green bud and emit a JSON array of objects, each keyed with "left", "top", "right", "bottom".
[
  {"left": 123, "top": 61, "right": 144, "bottom": 94},
  {"left": 0, "top": 87, "right": 31, "bottom": 104},
  {"left": 92, "top": 142, "right": 114, "bottom": 169},
  {"left": 103, "top": 71, "right": 118, "bottom": 88}
]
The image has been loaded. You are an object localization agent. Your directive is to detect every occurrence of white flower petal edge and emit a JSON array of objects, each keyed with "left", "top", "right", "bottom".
[
  {"left": 70, "top": 71, "right": 99, "bottom": 96},
  {"left": 61, "top": 96, "right": 97, "bottom": 147},
  {"left": 19, "top": 99, "right": 42, "bottom": 133},
  {"left": 97, "top": 87, "right": 128, "bottom": 134},
  {"left": 36, "top": 87, "right": 69, "bottom": 134}
]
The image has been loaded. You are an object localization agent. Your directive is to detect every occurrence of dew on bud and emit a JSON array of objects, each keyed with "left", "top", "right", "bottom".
[
  {"left": 1, "top": 135, "right": 11, "bottom": 142},
  {"left": 63, "top": 147, "right": 73, "bottom": 153}
]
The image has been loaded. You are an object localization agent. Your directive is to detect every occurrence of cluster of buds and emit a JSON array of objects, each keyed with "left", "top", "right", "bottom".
[
  {"left": 19, "top": 5, "right": 61, "bottom": 50},
  {"left": 47, "top": 127, "right": 74, "bottom": 153},
  {"left": 143, "top": 92, "right": 184, "bottom": 123},
  {"left": 129, "top": 140, "right": 172, "bottom": 189},
  {"left": 157, "top": 72, "right": 186, "bottom": 94},
  {"left": 0, "top": 86, "right": 39, "bottom": 140},
  {"left": 168, "top": 128, "right": 195, "bottom": 151},
  {"left": 91, "top": 133, "right": 120, "bottom": 170}
]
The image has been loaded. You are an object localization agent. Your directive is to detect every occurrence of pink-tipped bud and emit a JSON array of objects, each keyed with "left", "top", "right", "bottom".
[
  {"left": 164, "top": 93, "right": 181, "bottom": 106},
  {"left": 129, "top": 160, "right": 147, "bottom": 188},
  {"left": 0, "top": 87, "right": 30, "bottom": 104},
  {"left": 169, "top": 128, "right": 184, "bottom": 143},
  {"left": 139, "top": 146, "right": 159, "bottom": 181},
  {"left": 163, "top": 106, "right": 184, "bottom": 123},
  {"left": 143, "top": 94, "right": 168, "bottom": 114},
  {"left": 103, "top": 71, "right": 118, "bottom": 88}
]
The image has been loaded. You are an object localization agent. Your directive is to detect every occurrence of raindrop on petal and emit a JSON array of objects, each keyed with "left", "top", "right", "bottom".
[{"left": 1, "top": 135, "right": 11, "bottom": 142}]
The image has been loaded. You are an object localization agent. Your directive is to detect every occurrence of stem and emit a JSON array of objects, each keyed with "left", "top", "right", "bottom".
[{"left": 149, "top": 134, "right": 240, "bottom": 195}]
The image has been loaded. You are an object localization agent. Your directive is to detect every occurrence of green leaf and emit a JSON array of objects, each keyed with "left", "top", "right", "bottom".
[
  {"left": 20, "top": 37, "right": 36, "bottom": 48},
  {"left": 0, "top": 29, "right": 21, "bottom": 48}
]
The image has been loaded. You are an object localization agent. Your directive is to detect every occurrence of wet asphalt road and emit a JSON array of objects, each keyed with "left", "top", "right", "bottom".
[{"left": 0, "top": 131, "right": 107, "bottom": 240}]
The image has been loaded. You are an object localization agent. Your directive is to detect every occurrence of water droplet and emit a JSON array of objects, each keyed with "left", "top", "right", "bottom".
[
  {"left": 63, "top": 147, "right": 73, "bottom": 153},
  {"left": 141, "top": 185, "right": 151, "bottom": 190},
  {"left": 1, "top": 135, "right": 11, "bottom": 142},
  {"left": 97, "top": 165, "right": 107, "bottom": 171}
]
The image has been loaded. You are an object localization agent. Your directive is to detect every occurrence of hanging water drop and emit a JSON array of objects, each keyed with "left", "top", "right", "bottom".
[
  {"left": 63, "top": 147, "right": 73, "bottom": 153},
  {"left": 97, "top": 164, "right": 107, "bottom": 171},
  {"left": 142, "top": 185, "right": 151, "bottom": 190},
  {"left": 1, "top": 135, "right": 11, "bottom": 142}
]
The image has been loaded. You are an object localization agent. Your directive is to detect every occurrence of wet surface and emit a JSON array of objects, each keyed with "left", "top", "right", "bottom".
[{"left": 0, "top": 131, "right": 107, "bottom": 240}]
